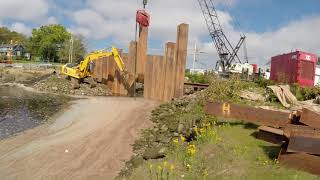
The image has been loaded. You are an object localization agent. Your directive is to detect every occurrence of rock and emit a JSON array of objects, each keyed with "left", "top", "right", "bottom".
[
  {"left": 314, "top": 96, "right": 320, "bottom": 104},
  {"left": 142, "top": 146, "right": 167, "bottom": 160},
  {"left": 52, "top": 87, "right": 58, "bottom": 91},
  {"left": 160, "top": 125, "right": 168, "bottom": 131},
  {"left": 178, "top": 123, "right": 184, "bottom": 133}
]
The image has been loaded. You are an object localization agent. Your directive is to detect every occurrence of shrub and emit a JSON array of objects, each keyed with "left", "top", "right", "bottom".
[
  {"left": 185, "top": 72, "right": 211, "bottom": 84},
  {"left": 290, "top": 84, "right": 320, "bottom": 101}
]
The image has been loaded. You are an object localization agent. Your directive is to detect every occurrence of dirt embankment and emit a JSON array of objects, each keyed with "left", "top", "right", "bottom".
[
  {"left": 0, "top": 66, "right": 112, "bottom": 96},
  {"left": 0, "top": 97, "right": 158, "bottom": 180}
]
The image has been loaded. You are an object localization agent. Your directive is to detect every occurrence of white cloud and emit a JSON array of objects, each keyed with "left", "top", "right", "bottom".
[
  {"left": 0, "top": 0, "right": 49, "bottom": 22},
  {"left": 69, "top": 0, "right": 320, "bottom": 68},
  {"left": 10, "top": 22, "right": 32, "bottom": 36},
  {"left": 46, "top": 16, "right": 58, "bottom": 25}
]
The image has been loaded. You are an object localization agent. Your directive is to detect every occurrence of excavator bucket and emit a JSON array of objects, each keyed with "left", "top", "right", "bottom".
[{"left": 117, "top": 70, "right": 135, "bottom": 90}]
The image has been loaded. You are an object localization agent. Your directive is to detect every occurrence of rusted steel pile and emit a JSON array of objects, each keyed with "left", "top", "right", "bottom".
[{"left": 205, "top": 102, "right": 320, "bottom": 175}]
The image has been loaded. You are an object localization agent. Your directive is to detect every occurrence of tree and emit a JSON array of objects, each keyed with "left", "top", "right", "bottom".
[
  {"left": 30, "top": 24, "right": 70, "bottom": 62},
  {"left": 58, "top": 35, "right": 87, "bottom": 64},
  {"left": 0, "top": 27, "right": 29, "bottom": 45}
]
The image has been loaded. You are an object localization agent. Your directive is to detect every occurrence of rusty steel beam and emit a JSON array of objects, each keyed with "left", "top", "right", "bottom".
[
  {"left": 205, "top": 102, "right": 290, "bottom": 128},
  {"left": 300, "top": 108, "right": 320, "bottom": 129},
  {"left": 256, "top": 130, "right": 286, "bottom": 145},
  {"left": 283, "top": 124, "right": 320, "bottom": 138},
  {"left": 278, "top": 148, "right": 320, "bottom": 175},
  {"left": 287, "top": 136, "right": 320, "bottom": 155}
]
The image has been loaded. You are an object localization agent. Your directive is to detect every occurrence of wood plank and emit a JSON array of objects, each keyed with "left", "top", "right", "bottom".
[
  {"left": 278, "top": 149, "right": 320, "bottom": 175},
  {"left": 144, "top": 55, "right": 153, "bottom": 99},
  {"left": 159, "top": 56, "right": 166, "bottom": 101},
  {"left": 127, "top": 41, "right": 137, "bottom": 97},
  {"left": 97, "top": 58, "right": 103, "bottom": 82},
  {"left": 152, "top": 56, "right": 160, "bottom": 100},
  {"left": 137, "top": 26, "right": 148, "bottom": 82},
  {"left": 106, "top": 56, "right": 114, "bottom": 90},
  {"left": 163, "top": 42, "right": 176, "bottom": 102},
  {"left": 157, "top": 56, "right": 165, "bottom": 101},
  {"left": 300, "top": 108, "right": 320, "bottom": 128},
  {"left": 204, "top": 102, "right": 290, "bottom": 128},
  {"left": 174, "top": 23, "right": 189, "bottom": 98}
]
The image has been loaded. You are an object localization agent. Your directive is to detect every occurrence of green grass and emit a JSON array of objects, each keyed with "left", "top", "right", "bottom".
[
  {"left": 118, "top": 76, "right": 316, "bottom": 180},
  {"left": 127, "top": 121, "right": 318, "bottom": 180}
]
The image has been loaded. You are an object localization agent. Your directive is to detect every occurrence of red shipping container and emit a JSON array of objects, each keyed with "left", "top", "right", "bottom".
[
  {"left": 251, "top": 64, "right": 258, "bottom": 74},
  {"left": 270, "top": 51, "right": 317, "bottom": 87}
]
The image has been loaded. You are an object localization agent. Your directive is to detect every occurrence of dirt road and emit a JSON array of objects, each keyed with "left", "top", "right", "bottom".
[{"left": 0, "top": 97, "right": 158, "bottom": 180}]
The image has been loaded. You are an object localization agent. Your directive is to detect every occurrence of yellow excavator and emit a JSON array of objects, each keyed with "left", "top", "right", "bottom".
[{"left": 61, "top": 46, "right": 134, "bottom": 89}]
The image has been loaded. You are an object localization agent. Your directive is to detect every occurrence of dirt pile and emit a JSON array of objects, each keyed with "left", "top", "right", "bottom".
[
  {"left": 33, "top": 75, "right": 112, "bottom": 96},
  {"left": 0, "top": 67, "right": 53, "bottom": 85}
]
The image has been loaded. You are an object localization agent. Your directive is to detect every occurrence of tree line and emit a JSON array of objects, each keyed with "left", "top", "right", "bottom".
[{"left": 0, "top": 25, "right": 86, "bottom": 63}]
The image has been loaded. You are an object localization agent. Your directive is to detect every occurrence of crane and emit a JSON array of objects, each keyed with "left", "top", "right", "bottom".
[{"left": 197, "top": 0, "right": 246, "bottom": 73}]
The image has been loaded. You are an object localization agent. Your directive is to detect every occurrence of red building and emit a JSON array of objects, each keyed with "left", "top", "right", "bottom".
[{"left": 270, "top": 51, "right": 317, "bottom": 87}]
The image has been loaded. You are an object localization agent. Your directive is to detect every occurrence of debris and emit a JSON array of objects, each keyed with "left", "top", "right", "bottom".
[
  {"left": 267, "top": 85, "right": 298, "bottom": 108},
  {"left": 300, "top": 108, "right": 320, "bottom": 128},
  {"left": 33, "top": 75, "right": 112, "bottom": 96},
  {"left": 313, "top": 96, "right": 320, "bottom": 104},
  {"left": 240, "top": 90, "right": 265, "bottom": 102}
]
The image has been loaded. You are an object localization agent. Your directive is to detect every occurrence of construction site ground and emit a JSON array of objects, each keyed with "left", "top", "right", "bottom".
[
  {"left": 0, "top": 66, "right": 159, "bottom": 179},
  {"left": 0, "top": 97, "right": 158, "bottom": 180}
]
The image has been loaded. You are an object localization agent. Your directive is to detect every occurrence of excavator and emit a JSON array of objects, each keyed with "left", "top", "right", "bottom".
[{"left": 61, "top": 46, "right": 134, "bottom": 89}]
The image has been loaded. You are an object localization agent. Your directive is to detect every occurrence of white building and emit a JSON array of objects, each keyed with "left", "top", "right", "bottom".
[{"left": 315, "top": 66, "right": 320, "bottom": 86}]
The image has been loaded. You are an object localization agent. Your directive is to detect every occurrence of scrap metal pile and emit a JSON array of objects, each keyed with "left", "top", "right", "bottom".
[{"left": 205, "top": 102, "right": 320, "bottom": 175}]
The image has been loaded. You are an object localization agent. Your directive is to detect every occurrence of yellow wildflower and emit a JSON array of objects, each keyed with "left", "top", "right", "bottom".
[
  {"left": 200, "top": 128, "right": 205, "bottom": 134},
  {"left": 180, "top": 135, "right": 186, "bottom": 143},
  {"left": 187, "top": 144, "right": 196, "bottom": 156},
  {"left": 149, "top": 164, "right": 153, "bottom": 172},
  {"left": 169, "top": 165, "right": 174, "bottom": 172},
  {"left": 163, "top": 161, "right": 168, "bottom": 168}
]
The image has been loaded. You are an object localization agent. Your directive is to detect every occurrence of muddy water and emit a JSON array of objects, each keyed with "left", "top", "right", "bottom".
[{"left": 0, "top": 85, "right": 73, "bottom": 140}]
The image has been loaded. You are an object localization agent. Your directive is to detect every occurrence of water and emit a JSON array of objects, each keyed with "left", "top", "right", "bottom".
[{"left": 0, "top": 85, "right": 72, "bottom": 140}]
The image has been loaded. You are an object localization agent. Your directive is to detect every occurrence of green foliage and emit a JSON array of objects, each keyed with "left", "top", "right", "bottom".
[
  {"left": 58, "top": 35, "right": 87, "bottom": 64},
  {"left": 0, "top": 27, "right": 29, "bottom": 45},
  {"left": 185, "top": 72, "right": 211, "bottom": 84},
  {"left": 254, "top": 77, "right": 275, "bottom": 88},
  {"left": 290, "top": 84, "right": 320, "bottom": 101},
  {"left": 204, "top": 75, "right": 255, "bottom": 102},
  {"left": 30, "top": 25, "right": 71, "bottom": 62}
]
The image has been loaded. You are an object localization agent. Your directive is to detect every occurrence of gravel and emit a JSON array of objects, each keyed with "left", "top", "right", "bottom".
[{"left": 33, "top": 75, "right": 112, "bottom": 96}]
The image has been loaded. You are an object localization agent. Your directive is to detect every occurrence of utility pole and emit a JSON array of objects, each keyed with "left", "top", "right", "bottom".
[
  {"left": 9, "top": 40, "right": 13, "bottom": 64},
  {"left": 68, "top": 35, "right": 74, "bottom": 63},
  {"left": 192, "top": 43, "right": 197, "bottom": 72}
]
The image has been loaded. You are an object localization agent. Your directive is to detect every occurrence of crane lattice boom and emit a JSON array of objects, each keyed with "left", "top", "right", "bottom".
[{"left": 197, "top": 0, "right": 246, "bottom": 72}]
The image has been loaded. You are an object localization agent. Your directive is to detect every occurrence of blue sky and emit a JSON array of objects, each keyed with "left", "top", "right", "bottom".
[
  {"left": 226, "top": 0, "right": 320, "bottom": 32},
  {"left": 0, "top": 0, "right": 320, "bottom": 68}
]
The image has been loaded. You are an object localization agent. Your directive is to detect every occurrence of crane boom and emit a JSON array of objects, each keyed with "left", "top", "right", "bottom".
[{"left": 197, "top": 0, "right": 246, "bottom": 72}]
